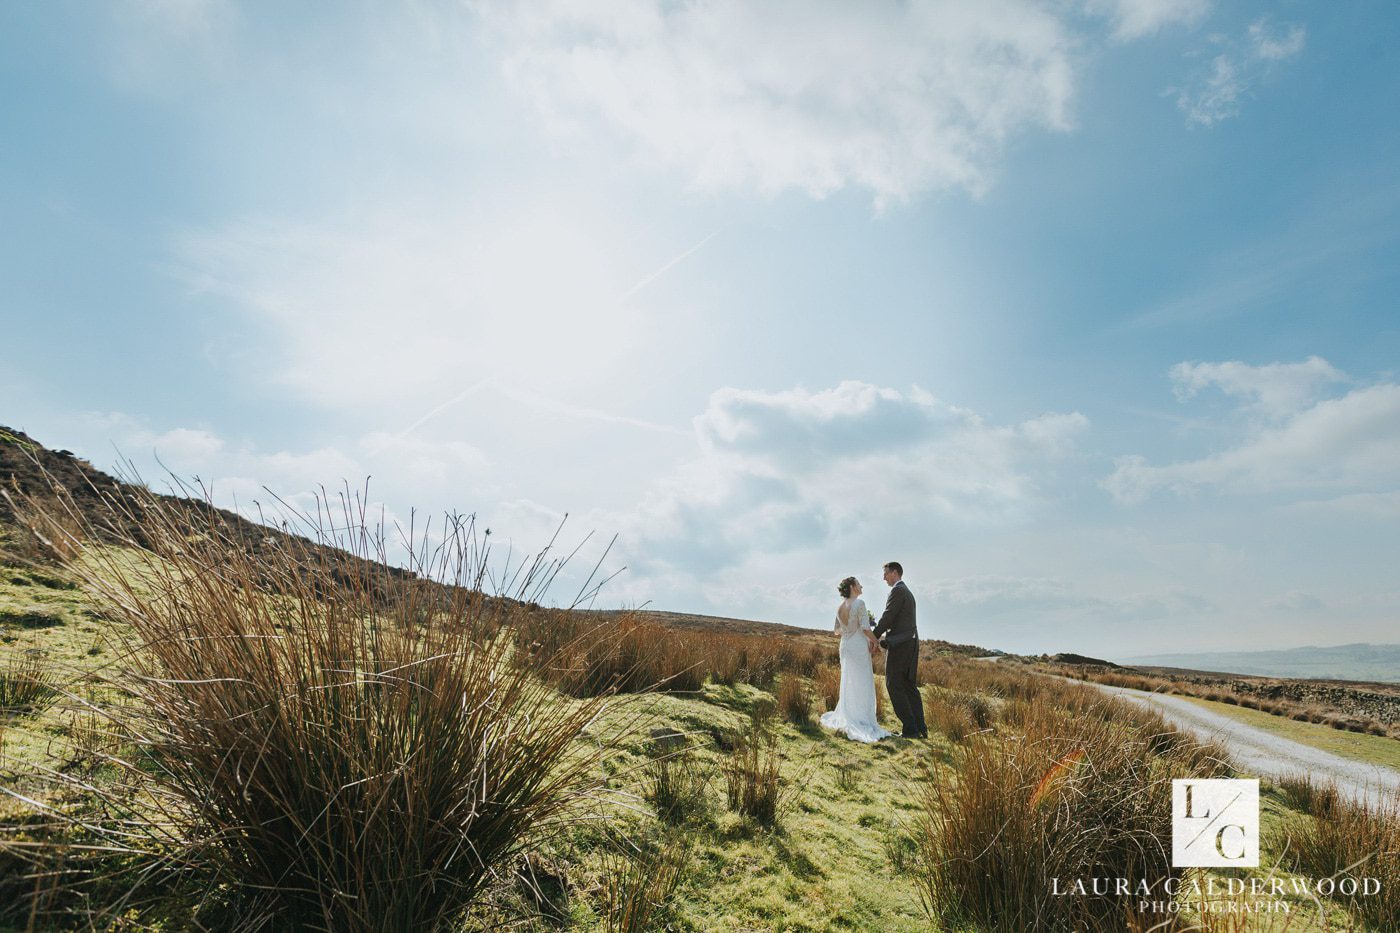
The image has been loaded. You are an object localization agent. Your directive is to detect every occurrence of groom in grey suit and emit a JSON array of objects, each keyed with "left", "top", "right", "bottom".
[{"left": 872, "top": 561, "right": 927, "bottom": 738}]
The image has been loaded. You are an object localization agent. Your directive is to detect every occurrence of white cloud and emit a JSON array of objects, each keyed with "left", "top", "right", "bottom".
[
  {"left": 359, "top": 432, "right": 489, "bottom": 483},
  {"left": 156, "top": 2, "right": 1263, "bottom": 419},
  {"left": 1169, "top": 356, "right": 1346, "bottom": 420},
  {"left": 931, "top": 574, "right": 1082, "bottom": 611},
  {"left": 695, "top": 382, "right": 946, "bottom": 459},
  {"left": 1267, "top": 590, "right": 1325, "bottom": 613},
  {"left": 147, "top": 426, "right": 226, "bottom": 462},
  {"left": 1248, "top": 19, "right": 1306, "bottom": 62},
  {"left": 729, "top": 575, "right": 843, "bottom": 625},
  {"left": 929, "top": 574, "right": 1212, "bottom": 621},
  {"left": 1106, "top": 362, "right": 1400, "bottom": 503},
  {"left": 1287, "top": 491, "right": 1400, "bottom": 520},
  {"left": 1175, "top": 54, "right": 1243, "bottom": 126},
  {"left": 695, "top": 381, "right": 1086, "bottom": 464},
  {"left": 171, "top": 202, "right": 655, "bottom": 409},
  {"left": 616, "top": 381, "right": 1088, "bottom": 573},
  {"left": 1173, "top": 18, "right": 1305, "bottom": 126},
  {"left": 57, "top": 412, "right": 631, "bottom": 596},
  {"left": 1085, "top": 0, "right": 1210, "bottom": 42},
  {"left": 477, "top": 0, "right": 1079, "bottom": 206},
  {"left": 99, "top": 0, "right": 1243, "bottom": 211},
  {"left": 71, "top": 412, "right": 494, "bottom": 528},
  {"left": 106, "top": 0, "right": 238, "bottom": 95}
]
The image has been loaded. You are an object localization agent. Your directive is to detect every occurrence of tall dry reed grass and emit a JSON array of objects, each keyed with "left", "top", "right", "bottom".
[
  {"left": 509, "top": 607, "right": 825, "bottom": 700},
  {"left": 922, "top": 687, "right": 993, "bottom": 743},
  {"left": 814, "top": 664, "right": 841, "bottom": 712},
  {"left": 597, "top": 831, "right": 692, "bottom": 933},
  {"left": 1, "top": 469, "right": 627, "bottom": 931},
  {"left": 0, "top": 652, "right": 59, "bottom": 716},
  {"left": 645, "top": 745, "right": 713, "bottom": 826},
  {"left": 721, "top": 708, "right": 794, "bottom": 828},
  {"left": 777, "top": 674, "right": 813, "bottom": 725},
  {"left": 1279, "top": 774, "right": 1399, "bottom": 929},
  {"left": 909, "top": 660, "right": 1232, "bottom": 931}
]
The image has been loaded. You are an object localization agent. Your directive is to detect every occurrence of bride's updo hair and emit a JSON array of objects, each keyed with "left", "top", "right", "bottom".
[{"left": 838, "top": 576, "right": 858, "bottom": 598}]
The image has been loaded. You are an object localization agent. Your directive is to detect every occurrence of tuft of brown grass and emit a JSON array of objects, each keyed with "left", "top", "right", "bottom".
[
  {"left": 813, "top": 664, "right": 840, "bottom": 711},
  {"left": 3, "top": 493, "right": 86, "bottom": 564},
  {"left": 908, "top": 662, "right": 1232, "bottom": 931},
  {"left": 776, "top": 674, "right": 813, "bottom": 725},
  {"left": 923, "top": 690, "right": 971, "bottom": 743},
  {"left": 597, "top": 832, "right": 692, "bottom": 933},
  {"left": 0, "top": 652, "right": 59, "bottom": 716},
  {"left": 923, "top": 688, "right": 994, "bottom": 743},
  {"left": 1, "top": 468, "right": 627, "bottom": 931},
  {"left": 645, "top": 746, "right": 713, "bottom": 826},
  {"left": 511, "top": 608, "right": 825, "bottom": 699},
  {"left": 514, "top": 606, "right": 709, "bottom": 698},
  {"left": 1276, "top": 771, "right": 1340, "bottom": 817},
  {"left": 1281, "top": 775, "right": 1400, "bottom": 930},
  {"left": 721, "top": 716, "right": 793, "bottom": 828}
]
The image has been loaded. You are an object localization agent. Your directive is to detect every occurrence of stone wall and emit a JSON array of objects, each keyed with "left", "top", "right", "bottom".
[{"left": 1225, "top": 679, "right": 1400, "bottom": 726}]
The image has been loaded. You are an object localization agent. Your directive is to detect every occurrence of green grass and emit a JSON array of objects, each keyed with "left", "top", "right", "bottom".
[
  {"left": 2, "top": 551, "right": 1387, "bottom": 931},
  {"left": 595, "top": 682, "right": 1364, "bottom": 931},
  {"left": 0, "top": 561, "right": 106, "bottom": 665},
  {"left": 2, "top": 549, "right": 936, "bottom": 930},
  {"left": 572, "top": 682, "right": 935, "bottom": 931},
  {"left": 1178, "top": 693, "right": 1400, "bottom": 772},
  {"left": 0, "top": 561, "right": 111, "bottom": 775}
]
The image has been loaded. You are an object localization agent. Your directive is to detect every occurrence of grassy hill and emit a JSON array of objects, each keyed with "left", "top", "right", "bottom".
[
  {"left": 3, "top": 425, "right": 1396, "bottom": 931},
  {"left": 1, "top": 424, "right": 1000, "bottom": 665},
  {"left": 0, "top": 552, "right": 937, "bottom": 929}
]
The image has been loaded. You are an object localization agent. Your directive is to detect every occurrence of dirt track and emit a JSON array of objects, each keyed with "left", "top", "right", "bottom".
[{"left": 1080, "top": 678, "right": 1400, "bottom": 809}]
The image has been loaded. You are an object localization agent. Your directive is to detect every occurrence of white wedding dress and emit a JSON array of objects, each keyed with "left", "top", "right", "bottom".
[{"left": 819, "top": 597, "right": 892, "bottom": 743}]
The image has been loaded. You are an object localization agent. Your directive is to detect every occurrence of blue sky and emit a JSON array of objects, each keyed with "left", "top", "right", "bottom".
[{"left": 3, "top": 1, "right": 1398, "bottom": 658}]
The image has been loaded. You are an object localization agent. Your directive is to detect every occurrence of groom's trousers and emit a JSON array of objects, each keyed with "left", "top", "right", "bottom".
[{"left": 884, "top": 641, "right": 927, "bottom": 736}]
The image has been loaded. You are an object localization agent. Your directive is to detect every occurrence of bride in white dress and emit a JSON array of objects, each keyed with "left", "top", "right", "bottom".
[{"left": 819, "top": 576, "right": 892, "bottom": 743}]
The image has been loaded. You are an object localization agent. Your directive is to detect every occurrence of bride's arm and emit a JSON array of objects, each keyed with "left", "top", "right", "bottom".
[{"left": 855, "top": 599, "right": 879, "bottom": 649}]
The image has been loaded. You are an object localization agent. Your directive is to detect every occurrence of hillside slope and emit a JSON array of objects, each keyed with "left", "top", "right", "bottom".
[{"left": 3, "top": 424, "right": 1004, "bottom": 659}]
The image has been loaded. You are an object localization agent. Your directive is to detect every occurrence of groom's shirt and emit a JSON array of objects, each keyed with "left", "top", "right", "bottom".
[{"left": 872, "top": 580, "right": 917, "bottom": 641}]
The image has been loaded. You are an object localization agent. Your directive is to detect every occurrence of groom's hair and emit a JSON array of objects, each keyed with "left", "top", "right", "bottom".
[
  {"left": 838, "top": 576, "right": 858, "bottom": 598},
  {"left": 883, "top": 561, "right": 903, "bottom": 577}
]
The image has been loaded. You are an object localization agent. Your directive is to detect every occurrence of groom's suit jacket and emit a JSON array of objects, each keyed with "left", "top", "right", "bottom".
[{"left": 872, "top": 580, "right": 917, "bottom": 644}]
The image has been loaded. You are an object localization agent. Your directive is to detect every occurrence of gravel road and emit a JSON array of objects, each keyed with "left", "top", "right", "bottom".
[{"left": 1079, "top": 678, "right": 1400, "bottom": 809}]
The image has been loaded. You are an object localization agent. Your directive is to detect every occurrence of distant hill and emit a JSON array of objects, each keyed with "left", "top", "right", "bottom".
[
  {"left": 1117, "top": 643, "right": 1400, "bottom": 684},
  {"left": 587, "top": 608, "right": 1004, "bottom": 659}
]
